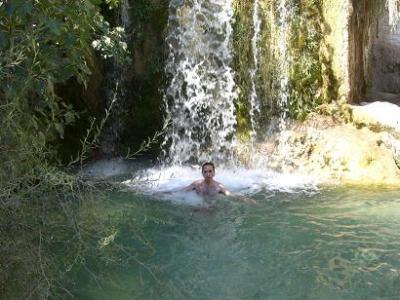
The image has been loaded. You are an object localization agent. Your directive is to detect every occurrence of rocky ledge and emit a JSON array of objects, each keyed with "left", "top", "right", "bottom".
[{"left": 241, "top": 102, "right": 400, "bottom": 186}]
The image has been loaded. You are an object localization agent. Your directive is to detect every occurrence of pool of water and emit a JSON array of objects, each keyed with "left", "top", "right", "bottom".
[{"left": 74, "top": 164, "right": 400, "bottom": 299}]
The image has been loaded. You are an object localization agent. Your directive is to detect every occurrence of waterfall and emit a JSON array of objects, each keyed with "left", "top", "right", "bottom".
[
  {"left": 274, "top": 0, "right": 293, "bottom": 130},
  {"left": 162, "top": 0, "right": 238, "bottom": 165},
  {"left": 386, "top": 0, "right": 400, "bottom": 30},
  {"left": 248, "top": 0, "right": 262, "bottom": 141}
]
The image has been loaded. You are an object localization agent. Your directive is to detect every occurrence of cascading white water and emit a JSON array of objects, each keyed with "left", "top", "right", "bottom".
[
  {"left": 248, "top": 0, "right": 262, "bottom": 140},
  {"left": 386, "top": 0, "right": 400, "bottom": 30},
  {"left": 122, "top": 0, "right": 319, "bottom": 202},
  {"left": 274, "top": 0, "right": 293, "bottom": 130},
  {"left": 162, "top": 0, "right": 238, "bottom": 165}
]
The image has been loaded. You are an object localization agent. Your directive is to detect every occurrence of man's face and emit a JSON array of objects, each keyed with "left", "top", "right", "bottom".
[{"left": 202, "top": 165, "right": 215, "bottom": 181}]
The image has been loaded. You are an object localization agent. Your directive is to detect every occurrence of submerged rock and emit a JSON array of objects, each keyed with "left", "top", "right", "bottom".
[{"left": 241, "top": 110, "right": 400, "bottom": 186}]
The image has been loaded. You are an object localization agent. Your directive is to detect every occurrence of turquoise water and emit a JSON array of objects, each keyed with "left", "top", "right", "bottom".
[{"left": 73, "top": 184, "right": 400, "bottom": 299}]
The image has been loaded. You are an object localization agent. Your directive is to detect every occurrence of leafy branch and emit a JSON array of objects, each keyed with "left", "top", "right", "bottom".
[
  {"left": 69, "top": 82, "right": 120, "bottom": 168},
  {"left": 124, "top": 115, "right": 171, "bottom": 159}
]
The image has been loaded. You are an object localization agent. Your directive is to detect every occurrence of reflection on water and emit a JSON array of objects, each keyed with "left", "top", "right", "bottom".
[{"left": 76, "top": 164, "right": 400, "bottom": 299}]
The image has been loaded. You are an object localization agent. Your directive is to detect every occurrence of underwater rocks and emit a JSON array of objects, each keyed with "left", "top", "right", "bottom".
[{"left": 241, "top": 111, "right": 400, "bottom": 186}]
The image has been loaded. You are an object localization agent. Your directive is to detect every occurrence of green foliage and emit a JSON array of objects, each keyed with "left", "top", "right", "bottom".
[
  {"left": 0, "top": 0, "right": 103, "bottom": 181},
  {"left": 91, "top": 25, "right": 131, "bottom": 67},
  {"left": 232, "top": 0, "right": 255, "bottom": 138},
  {"left": 257, "top": 0, "right": 280, "bottom": 121},
  {"left": 0, "top": 2, "right": 129, "bottom": 296},
  {"left": 0, "top": 0, "right": 130, "bottom": 178},
  {"left": 105, "top": 0, "right": 122, "bottom": 9},
  {"left": 287, "top": 0, "right": 337, "bottom": 120},
  {"left": 231, "top": 0, "right": 339, "bottom": 124}
]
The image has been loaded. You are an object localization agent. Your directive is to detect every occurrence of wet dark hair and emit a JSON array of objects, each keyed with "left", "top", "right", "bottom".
[{"left": 201, "top": 162, "right": 215, "bottom": 171}]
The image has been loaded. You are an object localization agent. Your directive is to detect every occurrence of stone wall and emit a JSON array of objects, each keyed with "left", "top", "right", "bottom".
[
  {"left": 370, "top": 10, "right": 400, "bottom": 94},
  {"left": 321, "top": 0, "right": 383, "bottom": 104},
  {"left": 348, "top": 0, "right": 379, "bottom": 103}
]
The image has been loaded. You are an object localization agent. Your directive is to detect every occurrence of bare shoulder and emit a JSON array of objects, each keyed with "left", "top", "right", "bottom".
[
  {"left": 189, "top": 179, "right": 203, "bottom": 188},
  {"left": 182, "top": 180, "right": 202, "bottom": 191},
  {"left": 192, "top": 179, "right": 203, "bottom": 186}
]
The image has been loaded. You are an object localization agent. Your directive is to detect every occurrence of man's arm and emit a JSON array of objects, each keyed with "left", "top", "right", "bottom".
[
  {"left": 181, "top": 182, "right": 196, "bottom": 192},
  {"left": 155, "top": 181, "right": 197, "bottom": 195},
  {"left": 218, "top": 184, "right": 256, "bottom": 204}
]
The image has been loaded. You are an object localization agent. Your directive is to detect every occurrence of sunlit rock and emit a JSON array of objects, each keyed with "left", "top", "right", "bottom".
[
  {"left": 322, "top": 0, "right": 352, "bottom": 102},
  {"left": 351, "top": 101, "right": 400, "bottom": 132},
  {"left": 371, "top": 9, "right": 400, "bottom": 94},
  {"left": 242, "top": 115, "right": 400, "bottom": 186}
]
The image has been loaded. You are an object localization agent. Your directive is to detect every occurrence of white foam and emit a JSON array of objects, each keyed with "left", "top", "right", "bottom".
[
  {"left": 162, "top": 0, "right": 238, "bottom": 164},
  {"left": 123, "top": 165, "right": 320, "bottom": 205}
]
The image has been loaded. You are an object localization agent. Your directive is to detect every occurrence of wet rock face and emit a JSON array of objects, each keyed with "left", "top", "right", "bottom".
[
  {"left": 294, "top": 0, "right": 372, "bottom": 105},
  {"left": 319, "top": 0, "right": 399, "bottom": 104},
  {"left": 371, "top": 12, "right": 400, "bottom": 94},
  {"left": 322, "top": 0, "right": 352, "bottom": 102}
]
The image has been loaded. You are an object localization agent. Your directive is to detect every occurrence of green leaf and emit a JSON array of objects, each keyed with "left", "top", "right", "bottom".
[
  {"left": 6, "top": 0, "right": 33, "bottom": 17},
  {"left": 106, "top": 0, "right": 121, "bottom": 9},
  {"left": 54, "top": 123, "right": 64, "bottom": 139},
  {"left": 32, "top": 118, "right": 39, "bottom": 130},
  {"left": 64, "top": 111, "right": 76, "bottom": 124},
  {"left": 47, "top": 20, "right": 63, "bottom": 36},
  {"left": 38, "top": 131, "right": 46, "bottom": 146},
  {"left": 0, "top": 31, "right": 9, "bottom": 48}
]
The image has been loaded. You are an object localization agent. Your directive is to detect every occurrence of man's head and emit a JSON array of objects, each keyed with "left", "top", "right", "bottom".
[{"left": 201, "top": 162, "right": 215, "bottom": 182}]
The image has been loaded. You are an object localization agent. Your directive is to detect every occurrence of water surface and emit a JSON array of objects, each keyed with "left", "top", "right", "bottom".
[{"left": 75, "top": 164, "right": 400, "bottom": 299}]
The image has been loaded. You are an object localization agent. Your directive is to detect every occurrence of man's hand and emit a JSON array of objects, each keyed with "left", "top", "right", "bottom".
[
  {"left": 220, "top": 185, "right": 256, "bottom": 205},
  {"left": 239, "top": 196, "right": 257, "bottom": 205}
]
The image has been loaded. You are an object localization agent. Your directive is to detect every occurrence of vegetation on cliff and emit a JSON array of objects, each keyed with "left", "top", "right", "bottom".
[
  {"left": 233, "top": 0, "right": 340, "bottom": 139},
  {"left": 287, "top": 0, "right": 338, "bottom": 119},
  {"left": 232, "top": 0, "right": 254, "bottom": 139}
]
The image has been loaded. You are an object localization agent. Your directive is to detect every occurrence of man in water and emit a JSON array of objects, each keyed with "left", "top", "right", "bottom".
[
  {"left": 181, "top": 162, "right": 231, "bottom": 196},
  {"left": 160, "top": 162, "right": 256, "bottom": 204}
]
